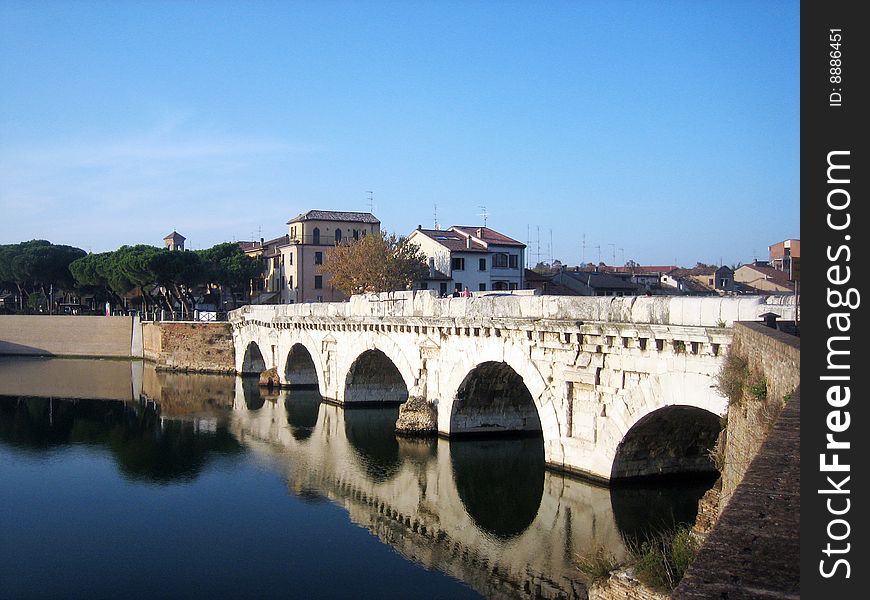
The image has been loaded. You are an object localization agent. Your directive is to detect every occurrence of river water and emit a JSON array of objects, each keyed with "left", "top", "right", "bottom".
[{"left": 0, "top": 357, "right": 713, "bottom": 599}]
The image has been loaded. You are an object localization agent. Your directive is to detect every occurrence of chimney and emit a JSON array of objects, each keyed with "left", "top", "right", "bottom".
[
  {"left": 260, "top": 237, "right": 264, "bottom": 247},
  {"left": 417, "top": 224, "right": 422, "bottom": 230},
  {"left": 466, "top": 236, "right": 471, "bottom": 249},
  {"left": 428, "top": 257, "right": 436, "bottom": 278},
  {"left": 477, "top": 227, "right": 483, "bottom": 238}
]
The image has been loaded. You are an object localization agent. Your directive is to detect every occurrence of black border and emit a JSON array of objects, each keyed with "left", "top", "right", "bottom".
[{"left": 801, "top": 1, "right": 867, "bottom": 595}]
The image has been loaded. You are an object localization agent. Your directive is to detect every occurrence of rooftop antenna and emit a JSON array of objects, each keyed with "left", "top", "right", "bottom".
[
  {"left": 550, "top": 228, "right": 554, "bottom": 264},
  {"left": 366, "top": 191, "right": 374, "bottom": 213},
  {"left": 619, "top": 247, "right": 624, "bottom": 265},
  {"left": 478, "top": 205, "right": 488, "bottom": 227},
  {"left": 526, "top": 224, "right": 530, "bottom": 268},
  {"left": 434, "top": 204, "right": 439, "bottom": 230},
  {"left": 609, "top": 243, "right": 616, "bottom": 265},
  {"left": 581, "top": 233, "right": 586, "bottom": 265},
  {"left": 595, "top": 244, "right": 601, "bottom": 264}
]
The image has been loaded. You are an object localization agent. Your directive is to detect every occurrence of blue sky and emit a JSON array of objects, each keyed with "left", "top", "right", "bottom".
[{"left": 0, "top": 0, "right": 799, "bottom": 267}]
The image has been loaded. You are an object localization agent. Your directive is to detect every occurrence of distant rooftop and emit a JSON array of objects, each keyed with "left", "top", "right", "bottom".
[
  {"left": 287, "top": 210, "right": 380, "bottom": 224},
  {"left": 163, "top": 231, "right": 186, "bottom": 242}
]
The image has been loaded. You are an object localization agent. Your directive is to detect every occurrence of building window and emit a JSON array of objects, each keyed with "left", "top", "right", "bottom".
[
  {"left": 316, "top": 295, "right": 323, "bottom": 302},
  {"left": 509, "top": 282, "right": 518, "bottom": 290},
  {"left": 451, "top": 257, "right": 465, "bottom": 271},
  {"left": 289, "top": 253, "right": 293, "bottom": 265},
  {"left": 720, "top": 278, "right": 729, "bottom": 287},
  {"left": 492, "top": 253, "right": 508, "bottom": 268},
  {"left": 312, "top": 227, "right": 320, "bottom": 245},
  {"left": 420, "top": 282, "right": 428, "bottom": 290},
  {"left": 335, "top": 229, "right": 342, "bottom": 243},
  {"left": 509, "top": 255, "right": 518, "bottom": 269},
  {"left": 315, "top": 252, "right": 323, "bottom": 265},
  {"left": 455, "top": 283, "right": 463, "bottom": 292},
  {"left": 440, "top": 282, "right": 448, "bottom": 295},
  {"left": 314, "top": 276, "right": 323, "bottom": 289},
  {"left": 281, "top": 276, "right": 285, "bottom": 288},
  {"left": 479, "top": 283, "right": 486, "bottom": 291},
  {"left": 353, "top": 229, "right": 359, "bottom": 240},
  {"left": 494, "top": 281, "right": 508, "bottom": 291},
  {"left": 289, "top": 276, "right": 294, "bottom": 288},
  {"left": 479, "top": 258, "right": 487, "bottom": 271}
]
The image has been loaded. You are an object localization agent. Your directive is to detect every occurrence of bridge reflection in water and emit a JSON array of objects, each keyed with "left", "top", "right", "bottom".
[{"left": 1, "top": 357, "right": 711, "bottom": 600}]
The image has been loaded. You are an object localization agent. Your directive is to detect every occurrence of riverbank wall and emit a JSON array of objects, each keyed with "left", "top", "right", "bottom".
[
  {"left": 0, "top": 315, "right": 143, "bottom": 358},
  {"left": 141, "top": 321, "right": 235, "bottom": 374}
]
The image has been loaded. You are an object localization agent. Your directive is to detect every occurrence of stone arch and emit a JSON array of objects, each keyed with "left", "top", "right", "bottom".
[
  {"left": 240, "top": 341, "right": 267, "bottom": 375},
  {"left": 610, "top": 405, "right": 722, "bottom": 481},
  {"left": 439, "top": 343, "right": 552, "bottom": 436},
  {"left": 337, "top": 331, "right": 418, "bottom": 404},
  {"left": 282, "top": 342, "right": 320, "bottom": 389},
  {"left": 450, "top": 361, "right": 543, "bottom": 435},
  {"left": 344, "top": 349, "right": 410, "bottom": 404},
  {"left": 592, "top": 370, "right": 728, "bottom": 480}
]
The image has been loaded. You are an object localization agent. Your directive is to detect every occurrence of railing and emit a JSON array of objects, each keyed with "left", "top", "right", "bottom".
[{"left": 139, "top": 309, "right": 229, "bottom": 322}]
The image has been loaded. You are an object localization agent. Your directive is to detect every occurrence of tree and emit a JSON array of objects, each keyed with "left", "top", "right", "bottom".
[
  {"left": 196, "top": 242, "right": 261, "bottom": 308},
  {"left": 0, "top": 240, "right": 86, "bottom": 311},
  {"left": 319, "top": 232, "right": 428, "bottom": 297}
]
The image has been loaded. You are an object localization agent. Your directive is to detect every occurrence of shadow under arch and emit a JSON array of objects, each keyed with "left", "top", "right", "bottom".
[
  {"left": 284, "top": 389, "right": 322, "bottom": 441},
  {"left": 284, "top": 344, "right": 319, "bottom": 389},
  {"left": 451, "top": 361, "right": 542, "bottom": 436},
  {"left": 241, "top": 341, "right": 267, "bottom": 375},
  {"left": 344, "top": 349, "right": 409, "bottom": 405},
  {"left": 450, "top": 436, "right": 545, "bottom": 540},
  {"left": 343, "top": 405, "right": 402, "bottom": 483},
  {"left": 610, "top": 405, "right": 722, "bottom": 481}
]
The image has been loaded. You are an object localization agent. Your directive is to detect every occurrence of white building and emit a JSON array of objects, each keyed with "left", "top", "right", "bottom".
[{"left": 408, "top": 225, "right": 525, "bottom": 294}]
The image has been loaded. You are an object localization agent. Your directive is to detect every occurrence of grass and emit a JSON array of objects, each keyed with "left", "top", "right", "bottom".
[
  {"left": 630, "top": 526, "right": 701, "bottom": 593},
  {"left": 715, "top": 349, "right": 768, "bottom": 407},
  {"left": 575, "top": 547, "right": 623, "bottom": 584}
]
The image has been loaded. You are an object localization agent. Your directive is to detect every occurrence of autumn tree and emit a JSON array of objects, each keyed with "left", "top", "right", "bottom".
[{"left": 319, "top": 232, "right": 428, "bottom": 297}]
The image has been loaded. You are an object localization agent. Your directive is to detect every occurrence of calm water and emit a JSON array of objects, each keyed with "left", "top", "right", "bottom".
[{"left": 0, "top": 357, "right": 713, "bottom": 600}]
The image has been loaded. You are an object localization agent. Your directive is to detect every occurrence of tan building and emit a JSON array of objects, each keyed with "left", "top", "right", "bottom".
[
  {"left": 246, "top": 210, "right": 381, "bottom": 304},
  {"left": 734, "top": 262, "right": 795, "bottom": 293}
]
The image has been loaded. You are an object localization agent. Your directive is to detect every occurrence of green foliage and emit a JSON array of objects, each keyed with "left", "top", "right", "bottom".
[
  {"left": 630, "top": 526, "right": 700, "bottom": 592},
  {"left": 747, "top": 377, "right": 768, "bottom": 401},
  {"left": 673, "top": 340, "right": 686, "bottom": 354}
]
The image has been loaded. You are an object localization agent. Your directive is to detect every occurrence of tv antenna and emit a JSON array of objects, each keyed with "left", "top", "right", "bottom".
[
  {"left": 434, "top": 204, "right": 439, "bottom": 230},
  {"left": 366, "top": 191, "right": 374, "bottom": 213},
  {"left": 595, "top": 245, "right": 601, "bottom": 264},
  {"left": 581, "top": 233, "right": 586, "bottom": 264},
  {"left": 478, "top": 206, "right": 488, "bottom": 227},
  {"left": 609, "top": 243, "right": 616, "bottom": 265}
]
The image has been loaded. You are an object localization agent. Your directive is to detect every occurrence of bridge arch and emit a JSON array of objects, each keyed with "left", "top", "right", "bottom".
[
  {"left": 450, "top": 361, "right": 543, "bottom": 435},
  {"left": 281, "top": 342, "right": 321, "bottom": 389},
  {"left": 344, "top": 349, "right": 410, "bottom": 404},
  {"left": 240, "top": 341, "right": 267, "bottom": 375},
  {"left": 339, "top": 332, "right": 417, "bottom": 404},
  {"left": 610, "top": 405, "right": 721, "bottom": 480},
  {"left": 595, "top": 370, "right": 728, "bottom": 481},
  {"left": 439, "top": 344, "right": 553, "bottom": 437}
]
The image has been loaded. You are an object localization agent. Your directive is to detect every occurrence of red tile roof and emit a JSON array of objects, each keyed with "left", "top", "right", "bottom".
[{"left": 451, "top": 226, "right": 525, "bottom": 247}]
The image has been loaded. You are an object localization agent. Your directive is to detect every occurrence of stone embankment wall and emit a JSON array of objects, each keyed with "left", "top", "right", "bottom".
[
  {"left": 719, "top": 322, "right": 800, "bottom": 507},
  {"left": 142, "top": 321, "right": 235, "bottom": 373},
  {"left": 0, "top": 315, "right": 142, "bottom": 358}
]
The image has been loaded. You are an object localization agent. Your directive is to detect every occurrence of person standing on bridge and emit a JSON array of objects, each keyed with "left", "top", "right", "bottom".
[{"left": 461, "top": 287, "right": 472, "bottom": 298}]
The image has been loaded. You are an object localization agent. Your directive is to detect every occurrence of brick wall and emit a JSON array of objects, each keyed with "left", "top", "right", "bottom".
[
  {"left": 720, "top": 322, "right": 800, "bottom": 506},
  {"left": 142, "top": 321, "right": 235, "bottom": 374},
  {"left": 0, "top": 315, "right": 139, "bottom": 357}
]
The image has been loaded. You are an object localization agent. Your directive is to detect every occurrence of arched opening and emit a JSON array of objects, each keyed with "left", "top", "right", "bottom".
[
  {"left": 241, "top": 342, "right": 266, "bottom": 375},
  {"left": 344, "top": 350, "right": 409, "bottom": 405},
  {"left": 312, "top": 227, "right": 320, "bottom": 245},
  {"left": 283, "top": 344, "right": 319, "bottom": 389},
  {"left": 450, "top": 361, "right": 542, "bottom": 436},
  {"left": 334, "top": 228, "right": 342, "bottom": 244},
  {"left": 241, "top": 376, "right": 266, "bottom": 410},
  {"left": 610, "top": 405, "right": 722, "bottom": 481},
  {"left": 450, "top": 436, "right": 544, "bottom": 540},
  {"left": 284, "top": 390, "right": 322, "bottom": 441}
]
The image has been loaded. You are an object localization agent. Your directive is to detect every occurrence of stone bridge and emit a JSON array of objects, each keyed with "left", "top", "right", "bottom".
[{"left": 229, "top": 291, "right": 795, "bottom": 481}]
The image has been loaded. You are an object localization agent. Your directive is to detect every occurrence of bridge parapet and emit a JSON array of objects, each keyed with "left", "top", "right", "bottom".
[{"left": 231, "top": 290, "right": 794, "bottom": 326}]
